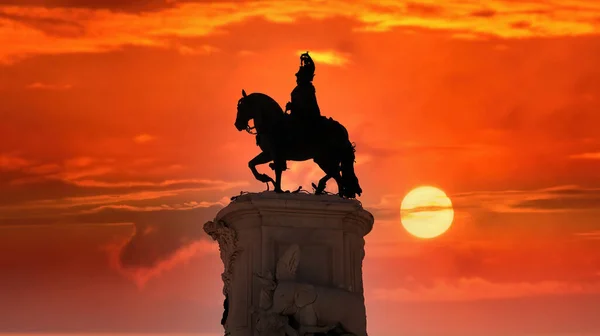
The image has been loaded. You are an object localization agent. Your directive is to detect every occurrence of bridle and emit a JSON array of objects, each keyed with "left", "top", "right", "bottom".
[
  {"left": 245, "top": 125, "right": 257, "bottom": 135},
  {"left": 238, "top": 97, "right": 257, "bottom": 135}
]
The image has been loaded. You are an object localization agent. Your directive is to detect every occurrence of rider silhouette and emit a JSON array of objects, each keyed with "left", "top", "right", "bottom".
[{"left": 285, "top": 52, "right": 322, "bottom": 129}]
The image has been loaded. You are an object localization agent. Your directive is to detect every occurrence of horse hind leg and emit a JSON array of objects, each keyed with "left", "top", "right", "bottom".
[
  {"left": 331, "top": 169, "right": 344, "bottom": 198},
  {"left": 340, "top": 142, "right": 361, "bottom": 198},
  {"left": 314, "top": 157, "right": 343, "bottom": 197},
  {"left": 312, "top": 174, "right": 331, "bottom": 195}
]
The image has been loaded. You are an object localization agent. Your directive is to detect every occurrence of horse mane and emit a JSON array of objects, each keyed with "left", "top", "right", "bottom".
[{"left": 246, "top": 92, "right": 285, "bottom": 115}]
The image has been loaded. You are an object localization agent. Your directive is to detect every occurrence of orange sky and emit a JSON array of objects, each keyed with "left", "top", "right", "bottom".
[{"left": 1, "top": 1, "right": 600, "bottom": 335}]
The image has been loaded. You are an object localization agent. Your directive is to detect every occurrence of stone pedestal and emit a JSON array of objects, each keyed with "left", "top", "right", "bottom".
[{"left": 204, "top": 191, "right": 374, "bottom": 336}]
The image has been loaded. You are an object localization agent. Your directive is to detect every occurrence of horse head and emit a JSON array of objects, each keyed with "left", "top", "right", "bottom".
[
  {"left": 235, "top": 89, "right": 251, "bottom": 131},
  {"left": 235, "top": 89, "right": 285, "bottom": 135}
]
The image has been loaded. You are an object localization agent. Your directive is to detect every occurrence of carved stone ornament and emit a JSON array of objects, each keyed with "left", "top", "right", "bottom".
[
  {"left": 203, "top": 220, "right": 242, "bottom": 296},
  {"left": 254, "top": 308, "right": 294, "bottom": 336},
  {"left": 254, "top": 244, "right": 366, "bottom": 336}
]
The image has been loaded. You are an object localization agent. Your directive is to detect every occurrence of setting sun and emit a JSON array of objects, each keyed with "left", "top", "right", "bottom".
[
  {"left": 2, "top": 0, "right": 600, "bottom": 334},
  {"left": 400, "top": 186, "right": 454, "bottom": 239}
]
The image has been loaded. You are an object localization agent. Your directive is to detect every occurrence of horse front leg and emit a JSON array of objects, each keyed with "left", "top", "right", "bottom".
[
  {"left": 312, "top": 158, "right": 335, "bottom": 195},
  {"left": 249, "top": 152, "right": 275, "bottom": 189},
  {"left": 272, "top": 158, "right": 287, "bottom": 193}
]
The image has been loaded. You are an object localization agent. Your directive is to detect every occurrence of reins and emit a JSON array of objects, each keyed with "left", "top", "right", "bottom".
[{"left": 245, "top": 125, "right": 257, "bottom": 135}]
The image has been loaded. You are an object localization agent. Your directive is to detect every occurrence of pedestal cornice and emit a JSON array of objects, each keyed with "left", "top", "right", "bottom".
[{"left": 215, "top": 192, "right": 374, "bottom": 237}]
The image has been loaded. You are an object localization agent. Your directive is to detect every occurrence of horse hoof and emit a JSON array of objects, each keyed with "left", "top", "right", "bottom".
[{"left": 345, "top": 191, "right": 356, "bottom": 198}]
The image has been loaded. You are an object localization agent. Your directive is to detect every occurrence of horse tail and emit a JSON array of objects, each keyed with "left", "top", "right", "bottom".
[{"left": 340, "top": 139, "right": 362, "bottom": 198}]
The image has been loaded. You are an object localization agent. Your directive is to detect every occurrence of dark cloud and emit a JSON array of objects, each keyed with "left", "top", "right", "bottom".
[
  {"left": 470, "top": 8, "right": 497, "bottom": 18},
  {"left": 94, "top": 203, "right": 223, "bottom": 287},
  {"left": 0, "top": 191, "right": 224, "bottom": 291},
  {"left": 119, "top": 219, "right": 207, "bottom": 269},
  {"left": 87, "top": 204, "right": 221, "bottom": 269},
  {"left": 0, "top": 0, "right": 240, "bottom": 13},
  {"left": 544, "top": 187, "right": 600, "bottom": 196},
  {"left": 0, "top": 0, "right": 175, "bottom": 13},
  {"left": 511, "top": 20, "right": 532, "bottom": 30},
  {"left": 0, "top": 11, "right": 85, "bottom": 37},
  {"left": 511, "top": 196, "right": 600, "bottom": 211},
  {"left": 0, "top": 172, "right": 241, "bottom": 207},
  {"left": 401, "top": 205, "right": 453, "bottom": 215},
  {"left": 470, "top": 8, "right": 551, "bottom": 19},
  {"left": 405, "top": 2, "right": 444, "bottom": 16},
  {"left": 368, "top": 193, "right": 476, "bottom": 222},
  {"left": 0, "top": 196, "right": 225, "bottom": 225},
  {"left": 451, "top": 186, "right": 600, "bottom": 213}
]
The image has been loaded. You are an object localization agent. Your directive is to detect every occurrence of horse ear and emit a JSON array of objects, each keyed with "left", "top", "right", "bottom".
[{"left": 242, "top": 89, "right": 247, "bottom": 97}]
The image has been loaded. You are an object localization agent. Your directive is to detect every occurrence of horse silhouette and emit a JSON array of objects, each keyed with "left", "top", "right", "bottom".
[{"left": 234, "top": 90, "right": 362, "bottom": 198}]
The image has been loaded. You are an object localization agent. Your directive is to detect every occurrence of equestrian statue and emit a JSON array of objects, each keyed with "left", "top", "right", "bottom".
[{"left": 234, "top": 52, "right": 362, "bottom": 199}]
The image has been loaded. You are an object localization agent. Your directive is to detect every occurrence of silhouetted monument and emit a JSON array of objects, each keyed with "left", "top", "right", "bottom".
[
  {"left": 205, "top": 52, "right": 373, "bottom": 336},
  {"left": 234, "top": 52, "right": 362, "bottom": 199}
]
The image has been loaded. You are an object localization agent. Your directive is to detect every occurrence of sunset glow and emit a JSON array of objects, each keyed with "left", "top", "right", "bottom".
[{"left": 1, "top": 0, "right": 600, "bottom": 335}]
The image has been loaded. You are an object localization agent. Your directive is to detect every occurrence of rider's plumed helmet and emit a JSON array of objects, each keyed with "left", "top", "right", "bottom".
[{"left": 295, "top": 52, "right": 315, "bottom": 82}]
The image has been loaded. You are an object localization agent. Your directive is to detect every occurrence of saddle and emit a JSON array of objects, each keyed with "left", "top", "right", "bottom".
[
  {"left": 287, "top": 115, "right": 328, "bottom": 139},
  {"left": 258, "top": 115, "right": 331, "bottom": 149}
]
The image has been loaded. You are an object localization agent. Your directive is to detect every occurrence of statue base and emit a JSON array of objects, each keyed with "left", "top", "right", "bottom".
[{"left": 204, "top": 191, "right": 374, "bottom": 336}]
